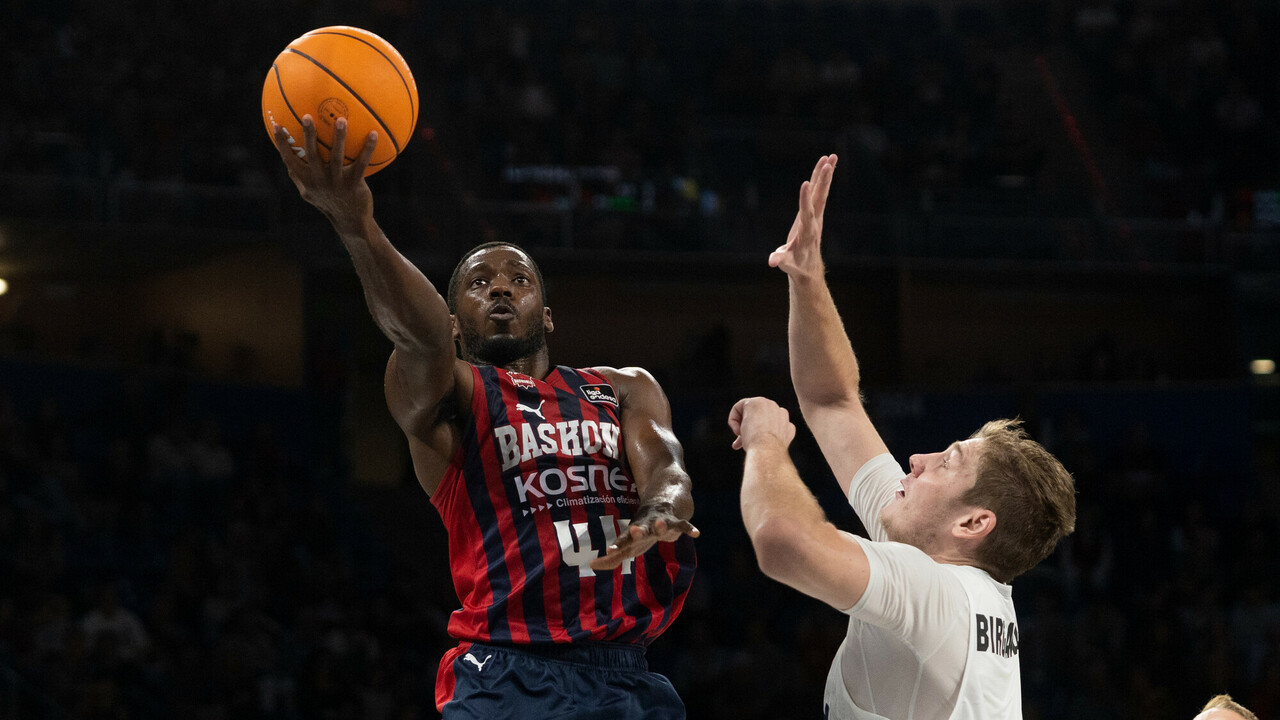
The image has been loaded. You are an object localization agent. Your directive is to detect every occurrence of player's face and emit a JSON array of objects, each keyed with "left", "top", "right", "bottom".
[
  {"left": 452, "top": 246, "right": 552, "bottom": 366},
  {"left": 880, "top": 438, "right": 984, "bottom": 552}
]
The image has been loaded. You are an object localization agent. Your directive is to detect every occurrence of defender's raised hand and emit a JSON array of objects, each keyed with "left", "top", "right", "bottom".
[
  {"left": 271, "top": 114, "right": 377, "bottom": 233},
  {"left": 768, "top": 154, "right": 837, "bottom": 279},
  {"left": 728, "top": 397, "right": 797, "bottom": 452}
]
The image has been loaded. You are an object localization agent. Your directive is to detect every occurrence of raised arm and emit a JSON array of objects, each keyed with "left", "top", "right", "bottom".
[
  {"left": 769, "top": 156, "right": 889, "bottom": 494},
  {"left": 729, "top": 397, "right": 870, "bottom": 610},
  {"left": 589, "top": 367, "right": 699, "bottom": 571},
  {"left": 272, "top": 116, "right": 467, "bottom": 481}
]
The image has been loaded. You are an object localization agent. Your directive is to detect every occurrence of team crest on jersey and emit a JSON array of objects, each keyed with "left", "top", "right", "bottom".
[
  {"left": 580, "top": 384, "right": 619, "bottom": 407},
  {"left": 506, "top": 370, "right": 536, "bottom": 390}
]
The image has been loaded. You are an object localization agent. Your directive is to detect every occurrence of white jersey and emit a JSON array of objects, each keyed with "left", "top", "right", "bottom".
[{"left": 823, "top": 454, "right": 1022, "bottom": 720}]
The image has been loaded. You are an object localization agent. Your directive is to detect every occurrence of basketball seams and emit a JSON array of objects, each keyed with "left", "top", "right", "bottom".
[
  {"left": 263, "top": 26, "right": 414, "bottom": 175},
  {"left": 270, "top": 62, "right": 353, "bottom": 162},
  {"left": 284, "top": 46, "right": 403, "bottom": 155},
  {"left": 303, "top": 29, "right": 418, "bottom": 128}
]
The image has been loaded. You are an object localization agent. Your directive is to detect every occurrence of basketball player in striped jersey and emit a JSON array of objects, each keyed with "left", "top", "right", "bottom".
[
  {"left": 271, "top": 117, "right": 698, "bottom": 718},
  {"left": 729, "top": 156, "right": 1076, "bottom": 719}
]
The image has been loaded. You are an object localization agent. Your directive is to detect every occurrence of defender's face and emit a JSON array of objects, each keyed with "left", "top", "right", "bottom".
[
  {"left": 452, "top": 246, "right": 552, "bottom": 364},
  {"left": 880, "top": 438, "right": 984, "bottom": 551}
]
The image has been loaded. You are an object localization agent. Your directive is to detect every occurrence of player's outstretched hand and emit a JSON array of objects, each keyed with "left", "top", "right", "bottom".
[
  {"left": 271, "top": 114, "right": 377, "bottom": 233},
  {"left": 589, "top": 501, "right": 700, "bottom": 572},
  {"left": 768, "top": 154, "right": 837, "bottom": 279},
  {"left": 728, "top": 396, "right": 797, "bottom": 452}
]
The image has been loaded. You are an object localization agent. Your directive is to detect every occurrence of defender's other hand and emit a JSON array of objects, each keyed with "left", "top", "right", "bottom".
[
  {"left": 728, "top": 397, "right": 797, "bottom": 451},
  {"left": 768, "top": 154, "right": 837, "bottom": 278}
]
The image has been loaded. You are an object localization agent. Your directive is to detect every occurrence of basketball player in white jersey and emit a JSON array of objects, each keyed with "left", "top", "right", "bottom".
[{"left": 728, "top": 155, "right": 1077, "bottom": 719}]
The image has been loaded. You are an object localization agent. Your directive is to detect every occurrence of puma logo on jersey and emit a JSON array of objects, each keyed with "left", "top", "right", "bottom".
[
  {"left": 463, "top": 652, "right": 493, "bottom": 672},
  {"left": 516, "top": 399, "right": 545, "bottom": 420}
]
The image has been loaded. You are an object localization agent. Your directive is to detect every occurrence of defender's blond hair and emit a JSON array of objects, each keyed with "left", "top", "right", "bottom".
[
  {"left": 1200, "top": 694, "right": 1258, "bottom": 720},
  {"left": 961, "top": 419, "right": 1076, "bottom": 583}
]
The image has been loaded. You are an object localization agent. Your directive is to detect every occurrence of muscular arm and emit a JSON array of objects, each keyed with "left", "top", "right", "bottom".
[
  {"left": 589, "top": 366, "right": 699, "bottom": 571},
  {"left": 343, "top": 209, "right": 465, "bottom": 448},
  {"left": 770, "top": 155, "right": 889, "bottom": 495},
  {"left": 731, "top": 397, "right": 870, "bottom": 610},
  {"left": 272, "top": 115, "right": 466, "bottom": 486}
]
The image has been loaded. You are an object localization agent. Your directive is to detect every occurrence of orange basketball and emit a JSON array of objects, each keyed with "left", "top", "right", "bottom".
[{"left": 262, "top": 26, "right": 418, "bottom": 176}]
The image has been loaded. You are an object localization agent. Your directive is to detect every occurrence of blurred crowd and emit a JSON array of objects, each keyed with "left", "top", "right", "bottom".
[
  {"left": 0, "top": 368, "right": 449, "bottom": 719},
  {"left": 4, "top": 0, "right": 1279, "bottom": 246},
  {"left": 1, "top": 354, "right": 1278, "bottom": 718}
]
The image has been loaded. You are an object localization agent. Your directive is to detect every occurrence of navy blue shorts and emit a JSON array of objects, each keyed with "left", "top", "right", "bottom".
[{"left": 436, "top": 641, "right": 685, "bottom": 719}]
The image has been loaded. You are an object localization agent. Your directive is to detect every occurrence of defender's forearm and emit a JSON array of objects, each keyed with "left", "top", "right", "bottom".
[
  {"left": 741, "top": 441, "right": 825, "bottom": 543},
  {"left": 788, "top": 274, "right": 864, "bottom": 408}
]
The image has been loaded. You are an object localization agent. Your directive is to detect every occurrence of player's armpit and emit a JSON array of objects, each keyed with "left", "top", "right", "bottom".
[
  {"left": 383, "top": 352, "right": 472, "bottom": 494},
  {"left": 385, "top": 350, "right": 472, "bottom": 426}
]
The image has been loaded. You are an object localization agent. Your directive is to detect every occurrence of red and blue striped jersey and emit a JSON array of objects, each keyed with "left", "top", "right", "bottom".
[{"left": 431, "top": 364, "right": 697, "bottom": 646}]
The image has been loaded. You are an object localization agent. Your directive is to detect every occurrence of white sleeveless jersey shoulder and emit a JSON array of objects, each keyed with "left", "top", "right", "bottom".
[{"left": 822, "top": 454, "right": 1022, "bottom": 720}]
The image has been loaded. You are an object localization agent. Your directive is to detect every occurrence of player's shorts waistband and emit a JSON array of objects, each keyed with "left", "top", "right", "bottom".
[{"left": 467, "top": 640, "right": 649, "bottom": 671}]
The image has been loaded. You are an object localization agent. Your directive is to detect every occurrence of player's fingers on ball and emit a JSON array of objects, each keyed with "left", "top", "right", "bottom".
[
  {"left": 270, "top": 123, "right": 291, "bottom": 155},
  {"left": 272, "top": 126, "right": 303, "bottom": 169},
  {"left": 275, "top": 142, "right": 303, "bottom": 174},
  {"left": 301, "top": 116, "right": 320, "bottom": 174},
  {"left": 331, "top": 117, "right": 348, "bottom": 181},
  {"left": 353, "top": 131, "right": 378, "bottom": 175}
]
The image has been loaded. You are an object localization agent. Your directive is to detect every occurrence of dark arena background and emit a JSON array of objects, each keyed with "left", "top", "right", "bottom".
[{"left": 3, "top": 0, "right": 1280, "bottom": 717}]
